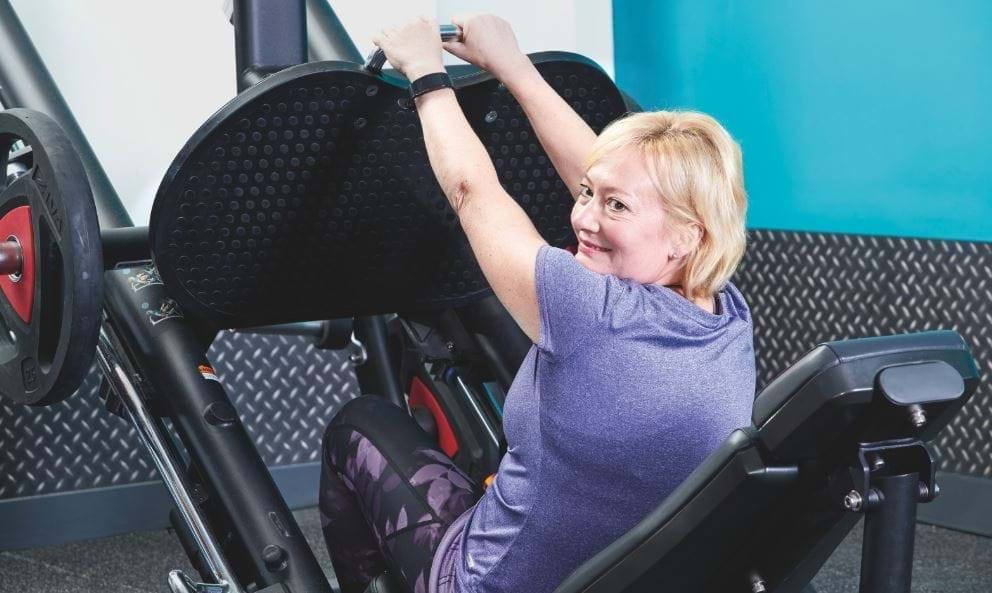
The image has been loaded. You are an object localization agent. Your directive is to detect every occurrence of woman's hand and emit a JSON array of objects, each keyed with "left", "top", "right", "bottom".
[
  {"left": 443, "top": 14, "right": 530, "bottom": 83},
  {"left": 372, "top": 17, "right": 445, "bottom": 81}
]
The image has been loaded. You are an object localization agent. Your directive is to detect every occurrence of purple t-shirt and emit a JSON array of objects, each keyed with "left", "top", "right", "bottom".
[{"left": 430, "top": 245, "right": 755, "bottom": 593}]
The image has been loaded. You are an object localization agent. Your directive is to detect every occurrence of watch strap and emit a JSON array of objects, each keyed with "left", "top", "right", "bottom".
[{"left": 409, "top": 72, "right": 453, "bottom": 99}]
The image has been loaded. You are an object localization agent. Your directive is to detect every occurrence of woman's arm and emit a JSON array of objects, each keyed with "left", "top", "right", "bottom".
[
  {"left": 498, "top": 59, "right": 597, "bottom": 199},
  {"left": 444, "top": 14, "right": 597, "bottom": 198},
  {"left": 375, "top": 19, "right": 545, "bottom": 343}
]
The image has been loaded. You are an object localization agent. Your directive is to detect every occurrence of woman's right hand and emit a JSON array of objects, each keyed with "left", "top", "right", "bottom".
[{"left": 443, "top": 14, "right": 531, "bottom": 83}]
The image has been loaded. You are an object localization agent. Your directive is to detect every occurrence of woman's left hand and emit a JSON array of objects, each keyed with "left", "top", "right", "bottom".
[{"left": 372, "top": 17, "right": 445, "bottom": 81}]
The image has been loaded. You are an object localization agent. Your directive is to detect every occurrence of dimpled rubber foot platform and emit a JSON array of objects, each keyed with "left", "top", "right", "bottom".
[{"left": 150, "top": 52, "right": 628, "bottom": 328}]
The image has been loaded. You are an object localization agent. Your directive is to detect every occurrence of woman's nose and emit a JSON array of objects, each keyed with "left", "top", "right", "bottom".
[{"left": 572, "top": 199, "right": 600, "bottom": 232}]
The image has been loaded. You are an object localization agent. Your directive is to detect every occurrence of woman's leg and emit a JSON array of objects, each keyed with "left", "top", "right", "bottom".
[
  {"left": 320, "top": 395, "right": 482, "bottom": 593},
  {"left": 319, "top": 460, "right": 388, "bottom": 592}
]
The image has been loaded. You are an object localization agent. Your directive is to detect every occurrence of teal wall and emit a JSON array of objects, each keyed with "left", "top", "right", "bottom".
[{"left": 612, "top": 1, "right": 992, "bottom": 242}]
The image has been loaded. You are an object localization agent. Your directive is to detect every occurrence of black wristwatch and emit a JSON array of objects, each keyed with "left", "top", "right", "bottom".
[{"left": 409, "top": 72, "right": 453, "bottom": 99}]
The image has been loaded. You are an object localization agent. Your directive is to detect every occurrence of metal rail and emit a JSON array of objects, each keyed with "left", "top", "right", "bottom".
[{"left": 96, "top": 322, "right": 240, "bottom": 593}]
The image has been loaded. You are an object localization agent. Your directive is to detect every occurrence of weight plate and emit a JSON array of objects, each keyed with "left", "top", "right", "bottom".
[{"left": 0, "top": 109, "right": 103, "bottom": 405}]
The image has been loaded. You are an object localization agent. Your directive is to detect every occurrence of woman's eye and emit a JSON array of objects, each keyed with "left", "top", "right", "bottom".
[
  {"left": 606, "top": 198, "right": 627, "bottom": 212},
  {"left": 578, "top": 186, "right": 594, "bottom": 200}
]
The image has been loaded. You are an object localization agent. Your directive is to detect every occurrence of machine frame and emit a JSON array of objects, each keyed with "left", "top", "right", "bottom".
[{"left": 0, "top": 2, "right": 402, "bottom": 592}]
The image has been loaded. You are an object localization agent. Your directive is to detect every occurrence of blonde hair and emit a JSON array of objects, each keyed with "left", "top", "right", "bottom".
[{"left": 585, "top": 111, "right": 748, "bottom": 299}]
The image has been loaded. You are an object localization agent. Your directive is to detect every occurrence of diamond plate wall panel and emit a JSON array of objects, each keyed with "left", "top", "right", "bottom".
[
  {"left": 0, "top": 332, "right": 358, "bottom": 500},
  {"left": 2, "top": 229, "right": 990, "bottom": 498},
  {"left": 208, "top": 332, "right": 357, "bottom": 466},
  {"left": 735, "top": 230, "right": 992, "bottom": 478}
]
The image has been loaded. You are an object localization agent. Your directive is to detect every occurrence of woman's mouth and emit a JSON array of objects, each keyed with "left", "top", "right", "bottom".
[{"left": 578, "top": 239, "right": 612, "bottom": 254}]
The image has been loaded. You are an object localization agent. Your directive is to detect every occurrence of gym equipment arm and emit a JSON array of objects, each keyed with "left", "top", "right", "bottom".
[
  {"left": 101, "top": 226, "right": 150, "bottom": 269},
  {"left": 232, "top": 0, "right": 307, "bottom": 92},
  {"left": 305, "top": 0, "right": 362, "bottom": 63}
]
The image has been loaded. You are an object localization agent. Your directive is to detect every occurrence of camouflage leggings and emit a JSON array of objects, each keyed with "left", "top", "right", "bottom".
[{"left": 320, "top": 396, "right": 482, "bottom": 593}]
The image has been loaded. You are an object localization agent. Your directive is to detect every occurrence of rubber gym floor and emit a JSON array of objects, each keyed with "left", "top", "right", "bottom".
[{"left": 0, "top": 508, "right": 989, "bottom": 593}]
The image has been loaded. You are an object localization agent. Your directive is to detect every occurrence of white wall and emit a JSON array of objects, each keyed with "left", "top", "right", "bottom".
[{"left": 9, "top": 0, "right": 613, "bottom": 225}]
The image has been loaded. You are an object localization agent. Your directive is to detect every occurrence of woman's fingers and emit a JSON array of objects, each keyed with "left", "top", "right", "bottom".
[
  {"left": 372, "top": 17, "right": 445, "bottom": 79},
  {"left": 449, "top": 13, "right": 476, "bottom": 28},
  {"left": 442, "top": 39, "right": 467, "bottom": 56}
]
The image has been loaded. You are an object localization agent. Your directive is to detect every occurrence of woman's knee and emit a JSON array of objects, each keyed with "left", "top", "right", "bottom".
[
  {"left": 322, "top": 395, "right": 411, "bottom": 466},
  {"left": 327, "top": 395, "right": 433, "bottom": 449},
  {"left": 326, "top": 395, "right": 399, "bottom": 442},
  {"left": 322, "top": 395, "right": 449, "bottom": 484}
]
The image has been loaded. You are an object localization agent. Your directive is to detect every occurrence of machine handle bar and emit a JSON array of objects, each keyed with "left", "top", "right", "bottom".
[{"left": 364, "top": 24, "right": 462, "bottom": 75}]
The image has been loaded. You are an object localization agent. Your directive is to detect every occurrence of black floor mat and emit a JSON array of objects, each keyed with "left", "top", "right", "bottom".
[{"left": 3, "top": 511, "right": 990, "bottom": 593}]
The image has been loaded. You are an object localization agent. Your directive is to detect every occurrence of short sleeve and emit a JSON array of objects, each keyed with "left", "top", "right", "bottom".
[{"left": 535, "top": 245, "right": 621, "bottom": 359}]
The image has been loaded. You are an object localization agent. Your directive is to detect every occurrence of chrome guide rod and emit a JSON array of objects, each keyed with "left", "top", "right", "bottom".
[
  {"left": 95, "top": 322, "right": 241, "bottom": 593},
  {"left": 454, "top": 375, "right": 501, "bottom": 448}
]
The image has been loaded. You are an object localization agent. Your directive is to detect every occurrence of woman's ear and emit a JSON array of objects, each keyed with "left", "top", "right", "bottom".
[{"left": 673, "top": 223, "right": 704, "bottom": 260}]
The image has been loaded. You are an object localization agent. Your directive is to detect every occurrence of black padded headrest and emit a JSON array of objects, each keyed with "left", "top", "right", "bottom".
[
  {"left": 149, "top": 53, "right": 628, "bottom": 328},
  {"left": 753, "top": 330, "right": 977, "bottom": 456}
]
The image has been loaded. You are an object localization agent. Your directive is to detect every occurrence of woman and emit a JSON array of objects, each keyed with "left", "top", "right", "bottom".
[{"left": 319, "top": 14, "right": 755, "bottom": 593}]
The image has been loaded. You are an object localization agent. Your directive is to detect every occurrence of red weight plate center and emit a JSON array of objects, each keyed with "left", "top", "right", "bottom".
[
  {"left": 0, "top": 206, "right": 35, "bottom": 323},
  {"left": 408, "top": 376, "right": 460, "bottom": 458}
]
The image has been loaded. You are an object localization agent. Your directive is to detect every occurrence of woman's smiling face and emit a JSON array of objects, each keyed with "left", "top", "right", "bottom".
[{"left": 571, "top": 147, "right": 687, "bottom": 286}]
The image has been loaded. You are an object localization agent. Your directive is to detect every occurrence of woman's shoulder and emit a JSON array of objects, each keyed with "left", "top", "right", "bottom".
[{"left": 612, "top": 278, "right": 752, "bottom": 331}]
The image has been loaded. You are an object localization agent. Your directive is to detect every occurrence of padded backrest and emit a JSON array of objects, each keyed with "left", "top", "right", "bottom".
[{"left": 554, "top": 331, "right": 978, "bottom": 593}]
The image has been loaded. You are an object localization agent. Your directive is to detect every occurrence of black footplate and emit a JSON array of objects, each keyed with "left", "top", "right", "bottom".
[{"left": 150, "top": 53, "right": 628, "bottom": 328}]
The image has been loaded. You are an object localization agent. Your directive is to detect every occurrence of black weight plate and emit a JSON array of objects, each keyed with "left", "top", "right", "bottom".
[
  {"left": 150, "top": 52, "right": 628, "bottom": 328},
  {"left": 0, "top": 109, "right": 103, "bottom": 406}
]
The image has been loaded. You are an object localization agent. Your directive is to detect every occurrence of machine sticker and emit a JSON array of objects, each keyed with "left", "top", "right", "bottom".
[
  {"left": 198, "top": 364, "right": 220, "bottom": 382},
  {"left": 129, "top": 265, "right": 163, "bottom": 291},
  {"left": 147, "top": 298, "right": 184, "bottom": 326}
]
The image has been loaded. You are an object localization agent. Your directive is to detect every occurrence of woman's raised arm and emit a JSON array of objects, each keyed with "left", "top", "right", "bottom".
[
  {"left": 444, "top": 14, "right": 597, "bottom": 199},
  {"left": 373, "top": 18, "right": 546, "bottom": 344}
]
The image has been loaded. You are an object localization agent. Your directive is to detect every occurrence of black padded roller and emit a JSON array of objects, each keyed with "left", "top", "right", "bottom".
[{"left": 150, "top": 52, "right": 628, "bottom": 328}]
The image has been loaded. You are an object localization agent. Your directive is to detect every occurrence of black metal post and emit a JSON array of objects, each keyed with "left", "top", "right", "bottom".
[
  {"left": 101, "top": 226, "right": 150, "bottom": 269},
  {"left": 305, "top": 0, "right": 362, "bottom": 62},
  {"left": 859, "top": 473, "right": 919, "bottom": 593},
  {"left": 234, "top": 0, "right": 307, "bottom": 91},
  {"left": 354, "top": 315, "right": 407, "bottom": 409},
  {"left": 104, "top": 268, "right": 332, "bottom": 593},
  {"left": 0, "top": 0, "right": 133, "bottom": 229}
]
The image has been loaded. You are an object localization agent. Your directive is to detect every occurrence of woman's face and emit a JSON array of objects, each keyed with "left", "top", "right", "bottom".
[{"left": 571, "top": 147, "right": 686, "bottom": 286}]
